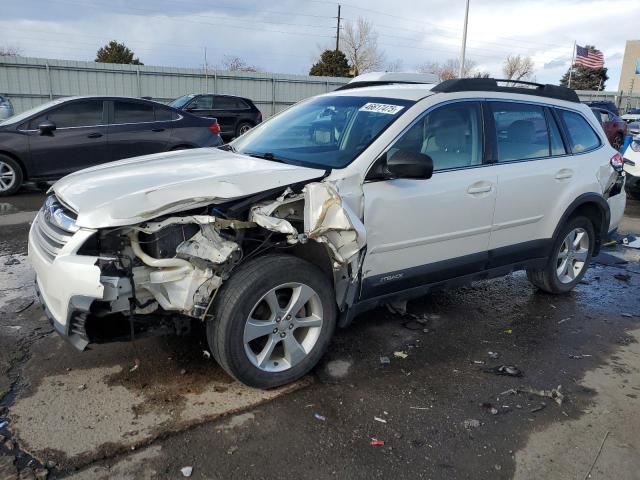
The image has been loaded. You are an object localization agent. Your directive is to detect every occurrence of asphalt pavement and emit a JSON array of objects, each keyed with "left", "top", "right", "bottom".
[{"left": 0, "top": 189, "right": 639, "bottom": 480}]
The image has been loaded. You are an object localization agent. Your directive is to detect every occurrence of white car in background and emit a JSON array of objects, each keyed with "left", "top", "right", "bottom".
[
  {"left": 29, "top": 73, "right": 626, "bottom": 388},
  {"left": 622, "top": 108, "right": 640, "bottom": 124},
  {"left": 0, "top": 95, "right": 13, "bottom": 120}
]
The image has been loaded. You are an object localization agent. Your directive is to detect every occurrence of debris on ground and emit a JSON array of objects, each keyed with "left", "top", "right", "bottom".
[
  {"left": 370, "top": 439, "right": 385, "bottom": 447},
  {"left": 379, "top": 356, "right": 390, "bottom": 365},
  {"left": 621, "top": 236, "right": 640, "bottom": 249},
  {"left": 502, "top": 385, "right": 564, "bottom": 406},
  {"left": 386, "top": 301, "right": 408, "bottom": 316},
  {"left": 614, "top": 273, "right": 631, "bottom": 282},
  {"left": 227, "top": 445, "right": 238, "bottom": 455},
  {"left": 129, "top": 359, "right": 140, "bottom": 373},
  {"left": 180, "top": 466, "right": 193, "bottom": 477},
  {"left": 463, "top": 419, "right": 481, "bottom": 429},
  {"left": 569, "top": 354, "right": 592, "bottom": 359},
  {"left": 488, "top": 351, "right": 499, "bottom": 359},
  {"left": 601, "top": 239, "right": 618, "bottom": 248},
  {"left": 34, "top": 468, "right": 49, "bottom": 480},
  {"left": 78, "top": 384, "right": 86, "bottom": 391},
  {"left": 393, "top": 351, "right": 408, "bottom": 359},
  {"left": 583, "top": 431, "right": 610, "bottom": 480},
  {"left": 14, "top": 300, "right": 34, "bottom": 313},
  {"left": 488, "top": 365, "right": 523, "bottom": 377},
  {"left": 558, "top": 317, "right": 571, "bottom": 324},
  {"left": 180, "top": 369, "right": 187, "bottom": 375},
  {"left": 374, "top": 417, "right": 387, "bottom": 424},
  {"left": 0, "top": 420, "right": 8, "bottom": 429},
  {"left": 481, "top": 403, "right": 499, "bottom": 415},
  {"left": 203, "top": 350, "right": 211, "bottom": 359},
  {"left": 504, "top": 328, "right": 513, "bottom": 334},
  {"left": 530, "top": 403, "right": 546, "bottom": 413},
  {"left": 314, "top": 413, "right": 326, "bottom": 421},
  {"left": 4, "top": 257, "right": 20, "bottom": 266},
  {"left": 621, "top": 313, "right": 634, "bottom": 318},
  {"left": 402, "top": 320, "right": 425, "bottom": 331}
]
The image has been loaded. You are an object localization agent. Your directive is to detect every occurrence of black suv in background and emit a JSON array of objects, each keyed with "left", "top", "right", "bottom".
[
  {"left": 169, "top": 94, "right": 262, "bottom": 139},
  {"left": 0, "top": 96, "right": 222, "bottom": 196}
]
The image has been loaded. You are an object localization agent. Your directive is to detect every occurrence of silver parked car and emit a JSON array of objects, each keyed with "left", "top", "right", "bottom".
[{"left": 0, "top": 95, "right": 14, "bottom": 120}]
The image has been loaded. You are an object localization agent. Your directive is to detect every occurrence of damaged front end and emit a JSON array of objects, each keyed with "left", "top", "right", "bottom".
[{"left": 30, "top": 182, "right": 366, "bottom": 349}]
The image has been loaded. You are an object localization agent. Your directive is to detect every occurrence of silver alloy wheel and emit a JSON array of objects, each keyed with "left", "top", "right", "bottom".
[
  {"left": 556, "top": 227, "right": 589, "bottom": 284},
  {"left": 243, "top": 282, "right": 323, "bottom": 372},
  {"left": 0, "top": 161, "right": 16, "bottom": 193},
  {"left": 238, "top": 124, "right": 252, "bottom": 135}
]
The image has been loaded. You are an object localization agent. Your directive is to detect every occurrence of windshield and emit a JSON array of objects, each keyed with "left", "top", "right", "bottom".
[
  {"left": 0, "top": 98, "right": 67, "bottom": 126},
  {"left": 169, "top": 94, "right": 196, "bottom": 109},
  {"left": 231, "top": 95, "right": 414, "bottom": 169}
]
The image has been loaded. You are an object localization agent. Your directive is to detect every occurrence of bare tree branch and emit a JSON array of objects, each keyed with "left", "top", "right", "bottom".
[
  {"left": 221, "top": 55, "right": 258, "bottom": 72},
  {"left": 341, "top": 18, "right": 385, "bottom": 76},
  {"left": 0, "top": 46, "right": 21, "bottom": 57},
  {"left": 502, "top": 55, "right": 535, "bottom": 81},
  {"left": 417, "top": 59, "right": 478, "bottom": 81}
]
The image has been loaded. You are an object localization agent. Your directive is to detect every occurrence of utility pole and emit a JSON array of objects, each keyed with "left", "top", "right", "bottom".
[
  {"left": 335, "top": 5, "right": 341, "bottom": 52},
  {"left": 204, "top": 47, "right": 208, "bottom": 91},
  {"left": 458, "top": 0, "right": 470, "bottom": 78},
  {"left": 568, "top": 41, "right": 576, "bottom": 88}
]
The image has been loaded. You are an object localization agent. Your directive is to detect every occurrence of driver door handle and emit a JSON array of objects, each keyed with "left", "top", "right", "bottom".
[
  {"left": 151, "top": 127, "right": 165, "bottom": 132},
  {"left": 87, "top": 132, "right": 103, "bottom": 138},
  {"left": 467, "top": 182, "right": 493, "bottom": 195}
]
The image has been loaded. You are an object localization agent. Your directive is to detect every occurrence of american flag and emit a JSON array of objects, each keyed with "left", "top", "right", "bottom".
[{"left": 574, "top": 45, "right": 604, "bottom": 69}]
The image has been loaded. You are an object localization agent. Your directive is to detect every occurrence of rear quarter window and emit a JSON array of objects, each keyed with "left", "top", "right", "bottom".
[{"left": 557, "top": 109, "right": 601, "bottom": 153}]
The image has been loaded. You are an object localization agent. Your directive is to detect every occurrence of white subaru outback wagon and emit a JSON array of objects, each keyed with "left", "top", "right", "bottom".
[{"left": 29, "top": 73, "right": 626, "bottom": 388}]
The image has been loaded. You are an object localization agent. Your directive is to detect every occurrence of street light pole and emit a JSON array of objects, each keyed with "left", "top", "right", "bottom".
[{"left": 459, "top": 0, "right": 470, "bottom": 78}]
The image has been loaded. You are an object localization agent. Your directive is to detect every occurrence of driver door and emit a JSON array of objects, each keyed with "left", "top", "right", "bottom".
[{"left": 360, "top": 101, "right": 498, "bottom": 299}]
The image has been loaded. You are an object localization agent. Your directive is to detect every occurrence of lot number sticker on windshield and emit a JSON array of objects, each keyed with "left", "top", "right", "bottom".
[{"left": 359, "top": 103, "right": 405, "bottom": 115}]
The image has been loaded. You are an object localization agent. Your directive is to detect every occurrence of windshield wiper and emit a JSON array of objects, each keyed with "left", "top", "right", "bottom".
[
  {"left": 217, "top": 144, "right": 236, "bottom": 153},
  {"left": 246, "top": 152, "right": 285, "bottom": 163}
]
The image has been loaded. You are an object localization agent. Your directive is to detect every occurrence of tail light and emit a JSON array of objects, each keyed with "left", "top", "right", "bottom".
[
  {"left": 209, "top": 122, "right": 221, "bottom": 135},
  {"left": 610, "top": 152, "right": 624, "bottom": 172},
  {"left": 257, "top": 112, "right": 263, "bottom": 123}
]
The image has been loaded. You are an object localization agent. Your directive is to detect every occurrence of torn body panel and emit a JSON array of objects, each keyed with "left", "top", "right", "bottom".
[{"left": 32, "top": 178, "right": 368, "bottom": 349}]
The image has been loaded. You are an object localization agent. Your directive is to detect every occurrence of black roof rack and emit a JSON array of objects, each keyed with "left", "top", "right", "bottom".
[
  {"left": 431, "top": 78, "right": 579, "bottom": 103},
  {"left": 335, "top": 80, "right": 428, "bottom": 91}
]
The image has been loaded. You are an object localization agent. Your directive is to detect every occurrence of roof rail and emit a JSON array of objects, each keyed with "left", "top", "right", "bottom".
[
  {"left": 336, "top": 72, "right": 438, "bottom": 91},
  {"left": 431, "top": 78, "right": 580, "bottom": 103}
]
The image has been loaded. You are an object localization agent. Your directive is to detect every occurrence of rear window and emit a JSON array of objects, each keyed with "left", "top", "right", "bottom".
[
  {"left": 113, "top": 101, "right": 155, "bottom": 124},
  {"left": 558, "top": 110, "right": 601, "bottom": 153},
  {"left": 154, "top": 105, "right": 174, "bottom": 121}
]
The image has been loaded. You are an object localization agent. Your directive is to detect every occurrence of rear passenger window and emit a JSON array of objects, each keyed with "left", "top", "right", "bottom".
[
  {"left": 113, "top": 101, "right": 155, "bottom": 124},
  {"left": 154, "top": 105, "right": 174, "bottom": 121},
  {"left": 558, "top": 110, "right": 601, "bottom": 153},
  {"left": 214, "top": 96, "right": 237, "bottom": 110},
  {"left": 491, "top": 102, "right": 549, "bottom": 161},
  {"left": 390, "top": 102, "right": 483, "bottom": 171}
]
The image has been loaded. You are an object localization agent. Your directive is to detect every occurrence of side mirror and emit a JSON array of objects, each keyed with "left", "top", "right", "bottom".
[
  {"left": 38, "top": 120, "right": 56, "bottom": 135},
  {"left": 386, "top": 149, "right": 433, "bottom": 179}
]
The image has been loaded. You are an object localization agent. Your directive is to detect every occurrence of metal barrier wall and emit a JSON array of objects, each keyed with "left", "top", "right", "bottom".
[{"left": 0, "top": 55, "right": 349, "bottom": 116}]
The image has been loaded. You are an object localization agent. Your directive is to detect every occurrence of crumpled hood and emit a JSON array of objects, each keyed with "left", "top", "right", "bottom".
[{"left": 53, "top": 148, "right": 325, "bottom": 229}]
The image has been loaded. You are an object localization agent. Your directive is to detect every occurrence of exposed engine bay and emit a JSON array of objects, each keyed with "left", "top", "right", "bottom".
[{"left": 74, "top": 181, "right": 365, "bottom": 345}]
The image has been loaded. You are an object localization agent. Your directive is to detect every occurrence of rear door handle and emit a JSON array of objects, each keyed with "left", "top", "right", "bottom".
[
  {"left": 151, "top": 127, "right": 165, "bottom": 132},
  {"left": 87, "top": 132, "right": 103, "bottom": 138},
  {"left": 555, "top": 169, "right": 573, "bottom": 180}
]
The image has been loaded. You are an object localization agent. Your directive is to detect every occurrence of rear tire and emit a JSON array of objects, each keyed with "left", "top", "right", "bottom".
[
  {"left": 0, "top": 155, "right": 23, "bottom": 196},
  {"left": 208, "top": 254, "right": 336, "bottom": 389},
  {"left": 526, "top": 216, "right": 595, "bottom": 294},
  {"left": 236, "top": 121, "right": 253, "bottom": 137},
  {"left": 612, "top": 134, "right": 624, "bottom": 151}
]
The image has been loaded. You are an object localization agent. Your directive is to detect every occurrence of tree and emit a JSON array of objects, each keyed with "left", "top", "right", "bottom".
[
  {"left": 417, "top": 59, "right": 479, "bottom": 81},
  {"left": 385, "top": 58, "right": 404, "bottom": 72},
  {"left": 342, "top": 18, "right": 385, "bottom": 76},
  {"left": 0, "top": 46, "right": 20, "bottom": 56},
  {"left": 559, "top": 45, "right": 608, "bottom": 90},
  {"left": 95, "top": 41, "right": 142, "bottom": 65},
  {"left": 502, "top": 55, "right": 534, "bottom": 81},
  {"left": 309, "top": 50, "right": 351, "bottom": 77},
  {"left": 221, "top": 55, "right": 258, "bottom": 72}
]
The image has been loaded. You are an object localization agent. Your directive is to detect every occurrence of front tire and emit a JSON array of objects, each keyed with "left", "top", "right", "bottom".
[
  {"left": 0, "top": 155, "right": 23, "bottom": 196},
  {"left": 208, "top": 254, "right": 336, "bottom": 389},
  {"left": 527, "top": 216, "right": 595, "bottom": 294}
]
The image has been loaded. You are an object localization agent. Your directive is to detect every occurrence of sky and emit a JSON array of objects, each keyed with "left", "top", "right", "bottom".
[{"left": 1, "top": 0, "right": 638, "bottom": 90}]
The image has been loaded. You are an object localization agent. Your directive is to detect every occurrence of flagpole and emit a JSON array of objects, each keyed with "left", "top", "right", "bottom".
[{"left": 568, "top": 41, "right": 576, "bottom": 88}]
